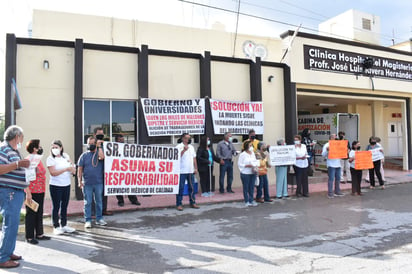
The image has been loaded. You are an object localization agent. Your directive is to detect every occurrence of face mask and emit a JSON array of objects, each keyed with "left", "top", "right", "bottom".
[
  {"left": 294, "top": 140, "right": 300, "bottom": 145},
  {"left": 248, "top": 146, "right": 254, "bottom": 152},
  {"left": 187, "top": 139, "right": 192, "bottom": 144},
  {"left": 370, "top": 141, "right": 376, "bottom": 145},
  {"left": 207, "top": 140, "right": 210, "bottom": 146},
  {"left": 228, "top": 137, "right": 233, "bottom": 143},
  {"left": 250, "top": 135, "right": 256, "bottom": 140},
  {"left": 37, "top": 148, "right": 44, "bottom": 155},
  {"left": 88, "top": 144, "right": 96, "bottom": 151},
  {"left": 339, "top": 135, "right": 344, "bottom": 140},
  {"left": 96, "top": 134, "right": 104, "bottom": 140},
  {"left": 52, "top": 148, "right": 61, "bottom": 156},
  {"left": 357, "top": 146, "right": 361, "bottom": 150},
  {"left": 16, "top": 143, "right": 22, "bottom": 149}
]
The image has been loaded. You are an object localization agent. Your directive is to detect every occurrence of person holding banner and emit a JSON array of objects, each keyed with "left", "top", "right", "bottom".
[
  {"left": 293, "top": 135, "right": 309, "bottom": 198},
  {"left": 77, "top": 136, "right": 107, "bottom": 229},
  {"left": 366, "top": 137, "right": 385, "bottom": 190},
  {"left": 216, "top": 132, "right": 237, "bottom": 194},
  {"left": 114, "top": 134, "right": 140, "bottom": 207},
  {"left": 348, "top": 141, "right": 363, "bottom": 196},
  {"left": 196, "top": 136, "right": 220, "bottom": 197},
  {"left": 275, "top": 138, "right": 290, "bottom": 199},
  {"left": 338, "top": 131, "right": 351, "bottom": 184},
  {"left": 176, "top": 133, "right": 199, "bottom": 211},
  {"left": 322, "top": 134, "right": 344, "bottom": 199},
  {"left": 255, "top": 142, "right": 273, "bottom": 203},
  {"left": 238, "top": 140, "right": 259, "bottom": 207}
]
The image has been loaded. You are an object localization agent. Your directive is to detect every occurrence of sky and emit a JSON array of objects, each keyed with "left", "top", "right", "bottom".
[{"left": 0, "top": 0, "right": 411, "bottom": 110}]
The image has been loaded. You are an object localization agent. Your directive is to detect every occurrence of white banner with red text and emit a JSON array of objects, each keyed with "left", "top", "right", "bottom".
[
  {"left": 104, "top": 142, "right": 180, "bottom": 195},
  {"left": 209, "top": 99, "right": 264, "bottom": 135},
  {"left": 141, "top": 98, "right": 205, "bottom": 136}
]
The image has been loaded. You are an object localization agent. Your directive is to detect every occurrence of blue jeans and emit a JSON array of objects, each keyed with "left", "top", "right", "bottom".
[
  {"left": 256, "top": 174, "right": 270, "bottom": 201},
  {"left": 83, "top": 183, "right": 103, "bottom": 222},
  {"left": 275, "top": 166, "right": 288, "bottom": 197},
  {"left": 49, "top": 185, "right": 70, "bottom": 228},
  {"left": 219, "top": 160, "right": 233, "bottom": 192},
  {"left": 176, "top": 173, "right": 196, "bottom": 206},
  {"left": 0, "top": 187, "right": 25, "bottom": 263},
  {"left": 327, "top": 167, "right": 341, "bottom": 196},
  {"left": 240, "top": 173, "right": 255, "bottom": 203}
]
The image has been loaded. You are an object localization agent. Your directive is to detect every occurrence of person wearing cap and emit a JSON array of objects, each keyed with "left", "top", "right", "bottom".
[
  {"left": 78, "top": 136, "right": 107, "bottom": 229},
  {"left": 46, "top": 140, "right": 76, "bottom": 235}
]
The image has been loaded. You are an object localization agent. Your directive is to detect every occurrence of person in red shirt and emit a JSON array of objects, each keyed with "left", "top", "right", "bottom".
[{"left": 24, "top": 139, "right": 51, "bottom": 244}]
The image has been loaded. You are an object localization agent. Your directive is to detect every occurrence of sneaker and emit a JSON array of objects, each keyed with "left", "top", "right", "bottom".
[
  {"left": 208, "top": 192, "right": 215, "bottom": 196},
  {"left": 84, "top": 221, "right": 92, "bottom": 229},
  {"left": 95, "top": 219, "right": 107, "bottom": 226},
  {"left": 251, "top": 201, "right": 258, "bottom": 207},
  {"left": 334, "top": 193, "right": 344, "bottom": 197},
  {"left": 327, "top": 195, "right": 334, "bottom": 199},
  {"left": 62, "top": 226, "right": 76, "bottom": 233},
  {"left": 53, "top": 227, "right": 65, "bottom": 235},
  {"left": 244, "top": 202, "right": 251, "bottom": 207},
  {"left": 201, "top": 192, "right": 210, "bottom": 197}
]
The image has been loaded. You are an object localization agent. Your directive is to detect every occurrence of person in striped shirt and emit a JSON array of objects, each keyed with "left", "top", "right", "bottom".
[{"left": 0, "top": 125, "right": 30, "bottom": 269}]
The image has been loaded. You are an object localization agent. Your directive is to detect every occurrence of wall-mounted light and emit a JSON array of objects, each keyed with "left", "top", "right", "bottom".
[
  {"left": 317, "top": 103, "right": 337, "bottom": 107},
  {"left": 43, "top": 60, "right": 49, "bottom": 70}
]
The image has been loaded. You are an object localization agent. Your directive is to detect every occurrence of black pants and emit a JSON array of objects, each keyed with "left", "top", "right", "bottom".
[
  {"left": 25, "top": 192, "right": 45, "bottom": 239},
  {"left": 350, "top": 167, "right": 362, "bottom": 194},
  {"left": 116, "top": 195, "right": 138, "bottom": 204},
  {"left": 294, "top": 166, "right": 308, "bottom": 196},
  {"left": 369, "top": 160, "right": 384, "bottom": 186},
  {"left": 199, "top": 166, "right": 214, "bottom": 193}
]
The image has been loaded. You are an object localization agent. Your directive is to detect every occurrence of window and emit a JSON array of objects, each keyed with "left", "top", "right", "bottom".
[
  {"left": 83, "top": 100, "right": 136, "bottom": 144},
  {"left": 362, "top": 18, "right": 371, "bottom": 30}
]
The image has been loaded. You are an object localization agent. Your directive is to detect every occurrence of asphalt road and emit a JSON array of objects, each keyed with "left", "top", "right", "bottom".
[{"left": 12, "top": 183, "right": 412, "bottom": 273}]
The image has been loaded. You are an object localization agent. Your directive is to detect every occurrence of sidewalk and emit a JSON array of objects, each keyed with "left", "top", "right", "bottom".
[{"left": 40, "top": 168, "right": 412, "bottom": 217}]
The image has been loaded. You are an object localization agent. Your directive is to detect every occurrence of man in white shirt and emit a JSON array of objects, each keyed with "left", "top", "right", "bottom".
[
  {"left": 322, "top": 134, "right": 344, "bottom": 198},
  {"left": 175, "top": 133, "right": 199, "bottom": 211}
]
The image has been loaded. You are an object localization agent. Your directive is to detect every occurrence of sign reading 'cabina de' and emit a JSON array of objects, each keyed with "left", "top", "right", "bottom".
[{"left": 304, "top": 45, "right": 412, "bottom": 81}]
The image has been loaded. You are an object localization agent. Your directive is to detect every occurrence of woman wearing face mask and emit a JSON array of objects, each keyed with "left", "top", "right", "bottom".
[
  {"left": 196, "top": 136, "right": 220, "bottom": 197},
  {"left": 293, "top": 135, "right": 309, "bottom": 197},
  {"left": 348, "top": 141, "right": 363, "bottom": 196},
  {"left": 24, "top": 139, "right": 51, "bottom": 244},
  {"left": 275, "top": 138, "right": 289, "bottom": 199},
  {"left": 238, "top": 140, "right": 259, "bottom": 207},
  {"left": 46, "top": 140, "right": 76, "bottom": 235},
  {"left": 366, "top": 136, "right": 385, "bottom": 189}
]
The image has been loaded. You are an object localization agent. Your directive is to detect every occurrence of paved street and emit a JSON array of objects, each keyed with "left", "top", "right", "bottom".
[{"left": 12, "top": 182, "right": 412, "bottom": 273}]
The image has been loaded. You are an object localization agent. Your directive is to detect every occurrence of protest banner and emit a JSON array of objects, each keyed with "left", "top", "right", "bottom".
[
  {"left": 328, "top": 140, "right": 348, "bottom": 159},
  {"left": 209, "top": 99, "right": 264, "bottom": 135},
  {"left": 354, "top": 151, "right": 373, "bottom": 170},
  {"left": 269, "top": 145, "right": 296, "bottom": 166},
  {"left": 370, "top": 148, "right": 385, "bottom": 162},
  {"left": 141, "top": 98, "right": 205, "bottom": 136},
  {"left": 103, "top": 142, "right": 180, "bottom": 195}
]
